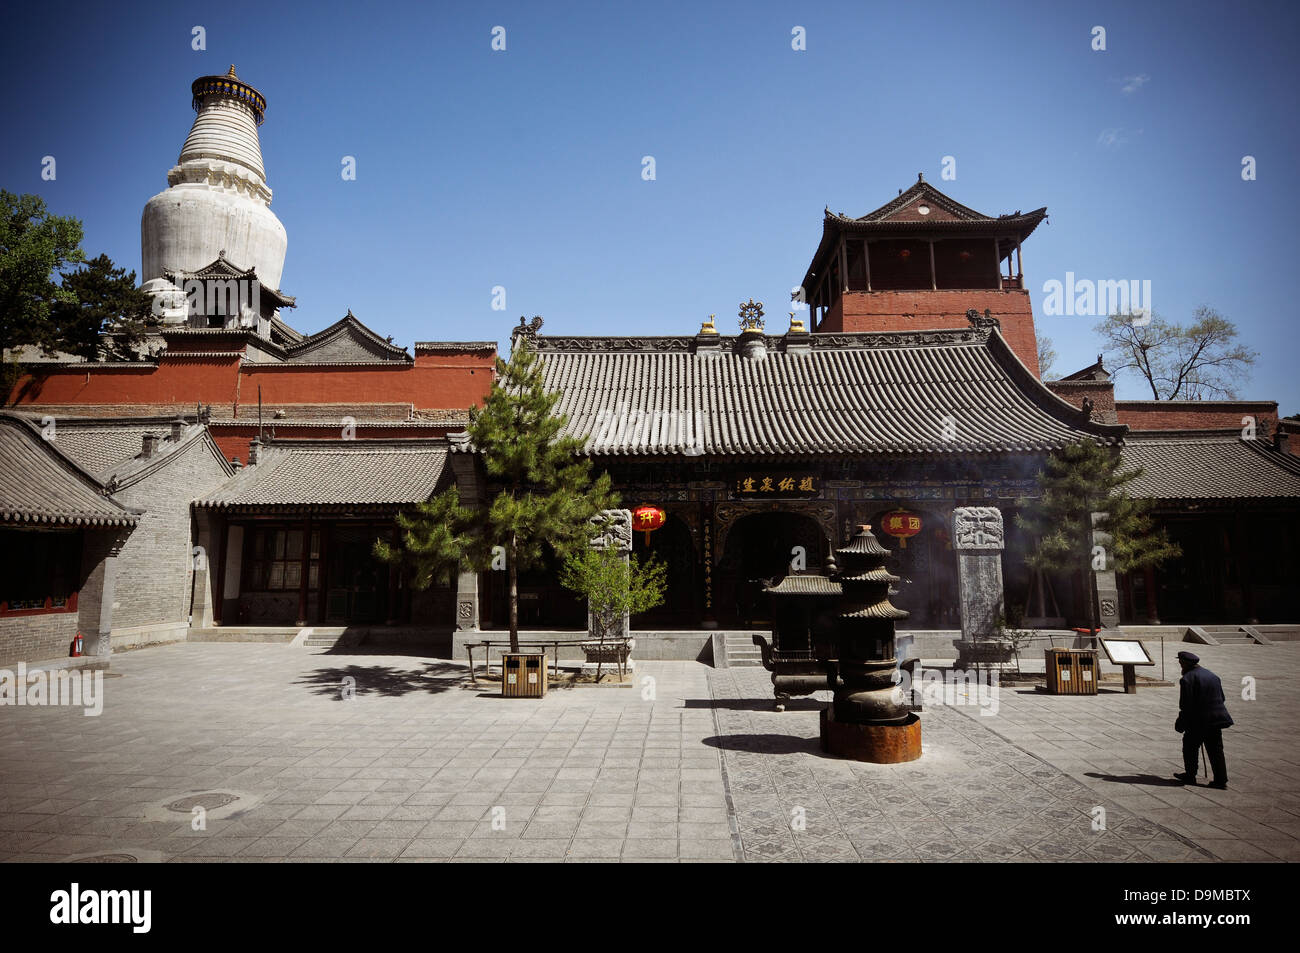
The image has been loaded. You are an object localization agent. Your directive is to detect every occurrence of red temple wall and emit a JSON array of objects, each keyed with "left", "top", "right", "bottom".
[
  {"left": 1115, "top": 401, "right": 1278, "bottom": 433},
  {"left": 238, "top": 363, "right": 490, "bottom": 411},
  {"left": 7, "top": 351, "right": 495, "bottom": 419},
  {"left": 7, "top": 360, "right": 242, "bottom": 408}
]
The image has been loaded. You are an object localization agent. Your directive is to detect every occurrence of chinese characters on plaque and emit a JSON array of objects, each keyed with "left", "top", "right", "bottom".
[
  {"left": 884, "top": 512, "right": 921, "bottom": 534},
  {"left": 732, "top": 473, "right": 819, "bottom": 497}
]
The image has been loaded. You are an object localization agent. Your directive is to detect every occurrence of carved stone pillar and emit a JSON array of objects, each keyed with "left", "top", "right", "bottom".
[
  {"left": 449, "top": 440, "right": 485, "bottom": 632},
  {"left": 455, "top": 572, "right": 479, "bottom": 632},
  {"left": 1091, "top": 511, "right": 1121, "bottom": 638},
  {"left": 589, "top": 509, "right": 632, "bottom": 640},
  {"left": 951, "top": 506, "right": 1007, "bottom": 666}
]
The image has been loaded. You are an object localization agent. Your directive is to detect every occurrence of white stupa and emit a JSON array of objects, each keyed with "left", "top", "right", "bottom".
[{"left": 141, "top": 66, "right": 293, "bottom": 329}]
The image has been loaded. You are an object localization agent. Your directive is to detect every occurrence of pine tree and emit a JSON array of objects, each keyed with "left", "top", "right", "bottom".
[
  {"left": 376, "top": 338, "right": 616, "bottom": 651},
  {"left": 1016, "top": 439, "right": 1180, "bottom": 635},
  {"left": 52, "top": 254, "right": 156, "bottom": 361}
]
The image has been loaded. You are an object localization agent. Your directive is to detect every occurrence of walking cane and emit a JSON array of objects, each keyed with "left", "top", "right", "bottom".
[{"left": 1200, "top": 743, "right": 1209, "bottom": 782}]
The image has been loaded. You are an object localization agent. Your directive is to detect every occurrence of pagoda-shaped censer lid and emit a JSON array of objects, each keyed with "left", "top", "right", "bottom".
[{"left": 836, "top": 525, "right": 909, "bottom": 621}]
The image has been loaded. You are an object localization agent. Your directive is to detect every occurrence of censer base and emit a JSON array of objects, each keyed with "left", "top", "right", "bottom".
[{"left": 820, "top": 706, "right": 921, "bottom": 763}]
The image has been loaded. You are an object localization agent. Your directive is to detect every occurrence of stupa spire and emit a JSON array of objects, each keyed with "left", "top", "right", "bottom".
[{"left": 141, "top": 67, "right": 289, "bottom": 321}]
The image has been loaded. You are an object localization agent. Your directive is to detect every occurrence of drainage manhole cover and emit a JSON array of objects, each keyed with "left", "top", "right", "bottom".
[
  {"left": 72, "top": 853, "right": 138, "bottom": 863},
  {"left": 166, "top": 792, "right": 239, "bottom": 813}
]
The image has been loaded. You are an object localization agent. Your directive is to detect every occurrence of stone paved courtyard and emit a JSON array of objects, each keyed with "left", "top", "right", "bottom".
[{"left": 0, "top": 640, "right": 1294, "bottom": 862}]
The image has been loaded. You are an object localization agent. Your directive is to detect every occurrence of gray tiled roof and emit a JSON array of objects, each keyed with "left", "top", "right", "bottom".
[
  {"left": 199, "top": 439, "right": 449, "bottom": 508},
  {"left": 52, "top": 425, "right": 158, "bottom": 476},
  {"left": 0, "top": 413, "right": 138, "bottom": 527},
  {"left": 534, "top": 328, "right": 1125, "bottom": 456},
  {"left": 1122, "top": 431, "right": 1300, "bottom": 501},
  {"left": 284, "top": 313, "right": 412, "bottom": 364}
]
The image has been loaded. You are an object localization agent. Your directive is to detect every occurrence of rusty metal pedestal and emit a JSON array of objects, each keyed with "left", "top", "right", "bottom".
[{"left": 821, "top": 707, "right": 922, "bottom": 763}]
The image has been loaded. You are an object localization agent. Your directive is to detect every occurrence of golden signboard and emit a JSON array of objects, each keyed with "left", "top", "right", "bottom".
[{"left": 732, "top": 473, "right": 819, "bottom": 497}]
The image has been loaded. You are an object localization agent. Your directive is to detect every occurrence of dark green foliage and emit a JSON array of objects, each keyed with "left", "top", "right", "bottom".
[
  {"left": 0, "top": 190, "right": 84, "bottom": 356},
  {"left": 559, "top": 548, "right": 667, "bottom": 640},
  {"left": 376, "top": 338, "right": 617, "bottom": 650},
  {"left": 1018, "top": 439, "right": 1180, "bottom": 632},
  {"left": 52, "top": 254, "right": 155, "bottom": 361},
  {"left": 1, "top": 191, "right": 156, "bottom": 365}
]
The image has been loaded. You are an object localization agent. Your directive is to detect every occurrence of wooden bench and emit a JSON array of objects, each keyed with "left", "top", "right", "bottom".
[{"left": 466, "top": 636, "right": 635, "bottom": 683}]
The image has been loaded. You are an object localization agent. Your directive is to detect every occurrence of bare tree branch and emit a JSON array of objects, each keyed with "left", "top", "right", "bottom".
[{"left": 1094, "top": 307, "right": 1257, "bottom": 400}]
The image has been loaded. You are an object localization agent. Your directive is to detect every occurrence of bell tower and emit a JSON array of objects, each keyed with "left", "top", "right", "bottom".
[{"left": 800, "top": 174, "right": 1046, "bottom": 375}]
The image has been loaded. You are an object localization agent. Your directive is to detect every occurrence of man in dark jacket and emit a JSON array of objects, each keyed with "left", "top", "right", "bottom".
[{"left": 1173, "top": 651, "right": 1233, "bottom": 789}]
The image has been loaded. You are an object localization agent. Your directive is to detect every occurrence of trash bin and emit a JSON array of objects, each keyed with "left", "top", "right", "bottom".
[
  {"left": 501, "top": 653, "right": 547, "bottom": 698},
  {"left": 1045, "top": 648, "right": 1099, "bottom": 695}
]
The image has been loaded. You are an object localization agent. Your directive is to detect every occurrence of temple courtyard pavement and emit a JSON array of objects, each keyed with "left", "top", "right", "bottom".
[{"left": 1, "top": 641, "right": 1296, "bottom": 863}]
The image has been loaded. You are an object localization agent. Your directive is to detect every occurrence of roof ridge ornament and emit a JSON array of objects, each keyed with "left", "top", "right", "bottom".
[
  {"left": 512, "top": 315, "right": 544, "bottom": 348},
  {"left": 966, "top": 308, "right": 1001, "bottom": 330},
  {"left": 738, "top": 299, "right": 765, "bottom": 332}
]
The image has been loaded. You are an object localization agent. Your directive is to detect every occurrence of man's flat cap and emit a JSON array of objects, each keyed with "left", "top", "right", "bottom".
[{"left": 1176, "top": 651, "right": 1200, "bottom": 663}]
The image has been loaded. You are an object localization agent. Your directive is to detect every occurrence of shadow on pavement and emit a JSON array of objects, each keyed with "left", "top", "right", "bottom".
[
  {"left": 1083, "top": 771, "right": 1187, "bottom": 787},
  {"left": 296, "top": 661, "right": 465, "bottom": 699},
  {"left": 684, "top": 697, "right": 826, "bottom": 712},
  {"left": 701, "top": 733, "right": 826, "bottom": 756}
]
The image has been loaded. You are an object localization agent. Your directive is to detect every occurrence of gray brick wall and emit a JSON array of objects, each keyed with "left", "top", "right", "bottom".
[
  {"left": 0, "top": 611, "right": 79, "bottom": 668},
  {"left": 110, "top": 438, "right": 230, "bottom": 633}
]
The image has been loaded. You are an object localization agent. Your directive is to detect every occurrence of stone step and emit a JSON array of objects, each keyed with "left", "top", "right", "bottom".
[{"left": 727, "top": 659, "right": 764, "bottom": 667}]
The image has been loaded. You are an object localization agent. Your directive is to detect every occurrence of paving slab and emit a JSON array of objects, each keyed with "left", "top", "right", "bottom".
[
  {"left": 2, "top": 640, "right": 1289, "bottom": 863},
  {"left": 943, "top": 641, "right": 1300, "bottom": 862},
  {"left": 0, "top": 644, "right": 728, "bottom": 863}
]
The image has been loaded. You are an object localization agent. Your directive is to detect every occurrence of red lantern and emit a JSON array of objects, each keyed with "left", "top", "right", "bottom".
[
  {"left": 632, "top": 504, "right": 666, "bottom": 545},
  {"left": 880, "top": 508, "right": 922, "bottom": 548},
  {"left": 898, "top": 248, "right": 911, "bottom": 259}
]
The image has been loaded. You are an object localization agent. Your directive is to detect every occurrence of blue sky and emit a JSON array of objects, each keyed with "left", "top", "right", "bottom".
[{"left": 3, "top": 0, "right": 1297, "bottom": 409}]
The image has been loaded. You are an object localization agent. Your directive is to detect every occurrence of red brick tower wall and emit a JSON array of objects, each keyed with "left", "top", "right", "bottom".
[
  {"left": 820, "top": 288, "right": 1040, "bottom": 377},
  {"left": 1045, "top": 380, "right": 1118, "bottom": 424}
]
